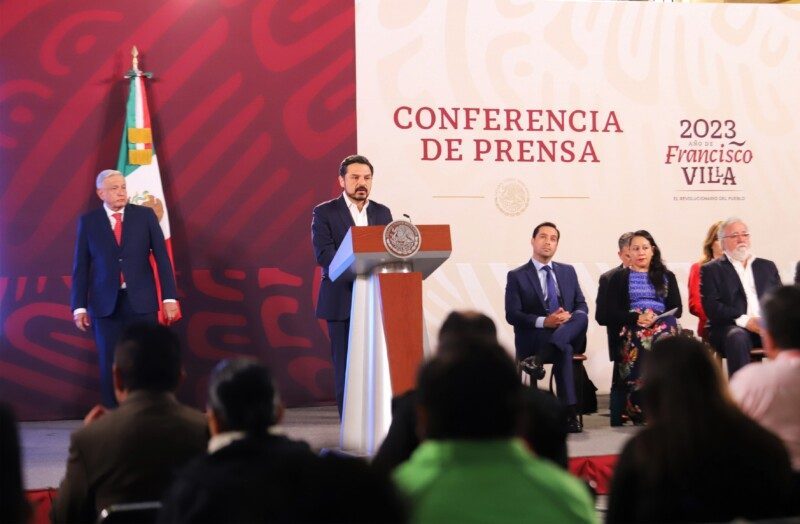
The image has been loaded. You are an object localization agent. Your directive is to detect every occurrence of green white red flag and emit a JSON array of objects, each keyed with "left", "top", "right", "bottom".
[{"left": 116, "top": 71, "right": 181, "bottom": 325}]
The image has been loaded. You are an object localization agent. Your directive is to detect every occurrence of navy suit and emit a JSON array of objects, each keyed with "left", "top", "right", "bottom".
[
  {"left": 311, "top": 195, "right": 392, "bottom": 415},
  {"left": 700, "top": 256, "right": 781, "bottom": 376},
  {"left": 71, "top": 204, "right": 177, "bottom": 406},
  {"left": 505, "top": 260, "right": 588, "bottom": 406}
]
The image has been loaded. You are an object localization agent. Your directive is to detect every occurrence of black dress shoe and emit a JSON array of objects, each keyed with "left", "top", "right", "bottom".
[
  {"left": 520, "top": 356, "right": 546, "bottom": 380},
  {"left": 566, "top": 417, "right": 583, "bottom": 434}
]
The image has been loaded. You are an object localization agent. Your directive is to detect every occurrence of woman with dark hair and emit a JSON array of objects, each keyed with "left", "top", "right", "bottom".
[
  {"left": 687, "top": 221, "right": 723, "bottom": 341},
  {"left": 607, "top": 336, "right": 797, "bottom": 523},
  {"left": 0, "top": 403, "right": 31, "bottom": 524},
  {"left": 605, "top": 230, "right": 681, "bottom": 425}
]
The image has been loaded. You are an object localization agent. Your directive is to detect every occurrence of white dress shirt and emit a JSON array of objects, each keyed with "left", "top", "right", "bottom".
[
  {"left": 725, "top": 253, "right": 760, "bottom": 328},
  {"left": 343, "top": 191, "right": 369, "bottom": 226}
]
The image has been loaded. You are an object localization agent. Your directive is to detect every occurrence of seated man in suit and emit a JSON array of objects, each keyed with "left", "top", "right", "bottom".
[
  {"left": 51, "top": 323, "right": 207, "bottom": 524},
  {"left": 701, "top": 217, "right": 782, "bottom": 377},
  {"left": 505, "top": 222, "right": 589, "bottom": 433},
  {"left": 596, "top": 232, "right": 632, "bottom": 424}
]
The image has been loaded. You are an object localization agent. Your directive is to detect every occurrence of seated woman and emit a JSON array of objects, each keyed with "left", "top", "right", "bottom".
[
  {"left": 605, "top": 230, "right": 681, "bottom": 425},
  {"left": 607, "top": 336, "right": 797, "bottom": 523},
  {"left": 688, "top": 221, "right": 723, "bottom": 342}
]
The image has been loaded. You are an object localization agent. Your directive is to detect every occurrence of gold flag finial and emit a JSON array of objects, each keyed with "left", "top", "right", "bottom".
[{"left": 131, "top": 46, "right": 140, "bottom": 72}]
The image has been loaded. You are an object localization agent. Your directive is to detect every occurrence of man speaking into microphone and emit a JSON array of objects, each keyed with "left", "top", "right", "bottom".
[{"left": 311, "top": 155, "right": 393, "bottom": 418}]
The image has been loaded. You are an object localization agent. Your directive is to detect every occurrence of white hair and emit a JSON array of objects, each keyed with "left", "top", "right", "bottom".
[
  {"left": 95, "top": 169, "right": 123, "bottom": 189},
  {"left": 717, "top": 217, "right": 746, "bottom": 241}
]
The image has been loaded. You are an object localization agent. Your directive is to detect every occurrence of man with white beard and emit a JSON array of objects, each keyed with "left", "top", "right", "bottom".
[{"left": 700, "top": 218, "right": 782, "bottom": 377}]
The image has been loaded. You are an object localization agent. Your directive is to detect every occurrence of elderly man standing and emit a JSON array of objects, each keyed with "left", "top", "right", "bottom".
[
  {"left": 700, "top": 217, "right": 782, "bottom": 377},
  {"left": 71, "top": 169, "right": 179, "bottom": 406}
]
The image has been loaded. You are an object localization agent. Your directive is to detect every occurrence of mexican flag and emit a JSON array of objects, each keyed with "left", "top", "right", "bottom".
[{"left": 116, "top": 71, "right": 181, "bottom": 325}]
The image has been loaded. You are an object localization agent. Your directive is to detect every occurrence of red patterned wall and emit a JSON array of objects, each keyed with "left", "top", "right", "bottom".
[{"left": 0, "top": 0, "right": 356, "bottom": 419}]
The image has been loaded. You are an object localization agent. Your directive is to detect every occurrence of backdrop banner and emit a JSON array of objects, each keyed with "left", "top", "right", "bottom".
[{"left": 356, "top": 1, "right": 800, "bottom": 392}]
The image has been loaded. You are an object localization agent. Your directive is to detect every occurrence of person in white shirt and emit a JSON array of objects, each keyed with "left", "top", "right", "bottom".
[
  {"left": 730, "top": 285, "right": 800, "bottom": 470},
  {"left": 700, "top": 217, "right": 782, "bottom": 376}
]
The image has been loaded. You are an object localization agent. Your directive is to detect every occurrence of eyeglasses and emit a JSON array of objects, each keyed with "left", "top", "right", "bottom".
[{"left": 722, "top": 233, "right": 750, "bottom": 240}]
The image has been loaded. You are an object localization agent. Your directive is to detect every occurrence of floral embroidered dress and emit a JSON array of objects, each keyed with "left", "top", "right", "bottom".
[{"left": 619, "top": 271, "right": 679, "bottom": 422}]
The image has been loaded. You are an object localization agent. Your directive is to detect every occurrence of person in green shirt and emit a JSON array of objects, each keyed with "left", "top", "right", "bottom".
[{"left": 394, "top": 338, "right": 596, "bottom": 524}]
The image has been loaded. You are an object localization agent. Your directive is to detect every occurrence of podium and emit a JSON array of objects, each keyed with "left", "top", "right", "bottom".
[{"left": 329, "top": 223, "right": 451, "bottom": 455}]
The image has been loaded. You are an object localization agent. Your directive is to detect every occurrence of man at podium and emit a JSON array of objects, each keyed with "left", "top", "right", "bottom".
[{"left": 311, "top": 155, "right": 393, "bottom": 418}]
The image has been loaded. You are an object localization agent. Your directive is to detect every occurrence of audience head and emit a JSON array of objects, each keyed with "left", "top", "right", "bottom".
[
  {"left": 531, "top": 221, "right": 560, "bottom": 263},
  {"left": 628, "top": 230, "right": 668, "bottom": 295},
  {"left": 207, "top": 358, "right": 281, "bottom": 436},
  {"left": 519, "top": 389, "right": 568, "bottom": 468},
  {"left": 437, "top": 310, "right": 498, "bottom": 346},
  {"left": 113, "top": 323, "right": 182, "bottom": 400},
  {"left": 417, "top": 338, "right": 521, "bottom": 440},
  {"left": 0, "top": 403, "right": 30, "bottom": 524},
  {"left": 717, "top": 217, "right": 751, "bottom": 262},
  {"left": 617, "top": 232, "right": 633, "bottom": 266},
  {"left": 699, "top": 221, "right": 724, "bottom": 264},
  {"left": 642, "top": 336, "right": 731, "bottom": 426},
  {"left": 760, "top": 285, "right": 800, "bottom": 356}
]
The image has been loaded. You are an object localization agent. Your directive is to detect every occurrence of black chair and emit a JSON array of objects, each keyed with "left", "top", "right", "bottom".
[{"left": 96, "top": 501, "right": 162, "bottom": 524}]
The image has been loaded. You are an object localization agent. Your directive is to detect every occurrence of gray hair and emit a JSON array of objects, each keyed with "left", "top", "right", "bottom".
[
  {"left": 618, "top": 232, "right": 634, "bottom": 251},
  {"left": 717, "top": 217, "right": 746, "bottom": 241},
  {"left": 95, "top": 169, "right": 123, "bottom": 189}
]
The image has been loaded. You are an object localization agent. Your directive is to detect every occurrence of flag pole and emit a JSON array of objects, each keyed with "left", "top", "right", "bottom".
[{"left": 125, "top": 46, "right": 152, "bottom": 79}]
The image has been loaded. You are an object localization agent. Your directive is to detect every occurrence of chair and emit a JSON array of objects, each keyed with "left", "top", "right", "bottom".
[
  {"left": 96, "top": 501, "right": 162, "bottom": 524},
  {"left": 518, "top": 354, "right": 590, "bottom": 426},
  {"left": 548, "top": 353, "right": 588, "bottom": 426}
]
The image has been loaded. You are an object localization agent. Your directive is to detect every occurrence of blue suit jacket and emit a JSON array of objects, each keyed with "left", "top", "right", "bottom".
[
  {"left": 71, "top": 204, "right": 178, "bottom": 318},
  {"left": 505, "top": 260, "right": 588, "bottom": 357},
  {"left": 311, "top": 195, "right": 392, "bottom": 320}
]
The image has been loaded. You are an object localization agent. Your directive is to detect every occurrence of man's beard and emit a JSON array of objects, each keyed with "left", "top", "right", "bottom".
[
  {"left": 727, "top": 245, "right": 750, "bottom": 262},
  {"left": 348, "top": 188, "right": 368, "bottom": 201}
]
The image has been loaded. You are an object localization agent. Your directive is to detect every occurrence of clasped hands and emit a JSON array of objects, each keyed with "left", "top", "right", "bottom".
[
  {"left": 637, "top": 309, "right": 658, "bottom": 327},
  {"left": 543, "top": 307, "right": 572, "bottom": 328}
]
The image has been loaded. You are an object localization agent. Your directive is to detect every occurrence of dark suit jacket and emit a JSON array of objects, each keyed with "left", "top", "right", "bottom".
[
  {"left": 596, "top": 264, "right": 624, "bottom": 361},
  {"left": 51, "top": 391, "right": 207, "bottom": 524},
  {"left": 71, "top": 204, "right": 177, "bottom": 318},
  {"left": 795, "top": 261, "right": 799, "bottom": 285},
  {"left": 604, "top": 268, "right": 682, "bottom": 360},
  {"left": 700, "top": 256, "right": 781, "bottom": 352},
  {"left": 158, "top": 435, "right": 315, "bottom": 523},
  {"left": 505, "top": 260, "right": 588, "bottom": 357},
  {"left": 159, "top": 437, "right": 407, "bottom": 524},
  {"left": 311, "top": 195, "right": 392, "bottom": 320}
]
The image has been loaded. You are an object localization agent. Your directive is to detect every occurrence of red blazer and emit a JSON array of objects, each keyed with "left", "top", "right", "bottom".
[{"left": 688, "top": 262, "right": 708, "bottom": 340}]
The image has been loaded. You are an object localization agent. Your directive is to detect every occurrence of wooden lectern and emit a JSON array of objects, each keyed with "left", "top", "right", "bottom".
[{"left": 328, "top": 224, "right": 451, "bottom": 455}]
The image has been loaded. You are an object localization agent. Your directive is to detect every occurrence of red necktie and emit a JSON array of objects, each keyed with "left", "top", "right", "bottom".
[
  {"left": 113, "top": 213, "right": 125, "bottom": 285},
  {"left": 112, "top": 213, "right": 123, "bottom": 244}
]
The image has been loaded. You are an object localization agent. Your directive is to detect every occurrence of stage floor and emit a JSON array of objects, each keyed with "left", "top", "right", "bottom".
[{"left": 20, "top": 394, "right": 639, "bottom": 490}]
